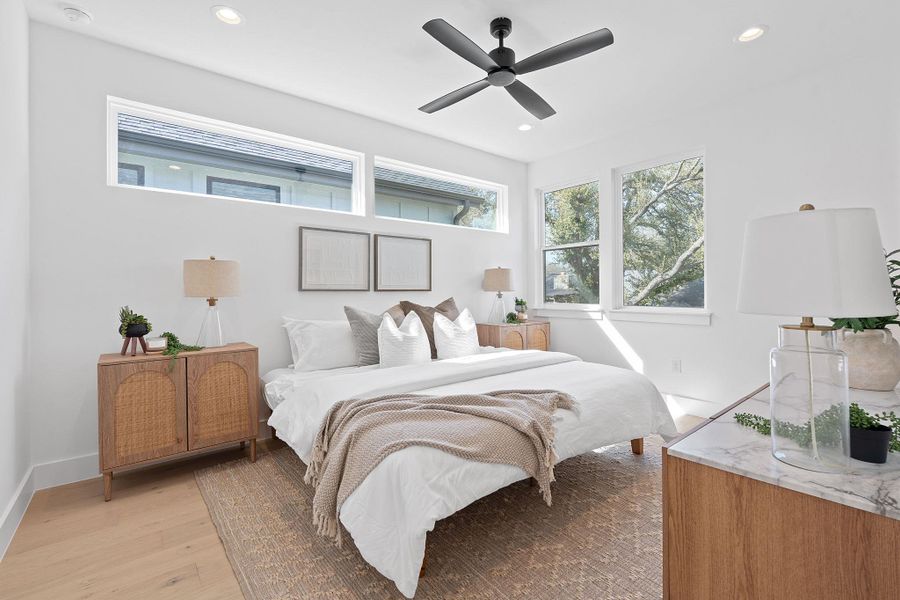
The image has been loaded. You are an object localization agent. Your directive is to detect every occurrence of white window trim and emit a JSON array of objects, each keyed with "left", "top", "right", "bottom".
[
  {"left": 611, "top": 148, "right": 709, "bottom": 325},
  {"left": 373, "top": 156, "right": 508, "bottom": 233},
  {"left": 107, "top": 96, "right": 366, "bottom": 216},
  {"left": 534, "top": 178, "right": 602, "bottom": 311}
]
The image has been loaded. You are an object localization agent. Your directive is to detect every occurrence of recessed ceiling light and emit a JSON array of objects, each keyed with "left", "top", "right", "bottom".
[
  {"left": 736, "top": 25, "right": 768, "bottom": 43},
  {"left": 212, "top": 5, "right": 243, "bottom": 25},
  {"left": 62, "top": 6, "right": 92, "bottom": 25},
  {"left": 518, "top": 124, "right": 533, "bottom": 132},
  {"left": 168, "top": 165, "right": 182, "bottom": 170}
]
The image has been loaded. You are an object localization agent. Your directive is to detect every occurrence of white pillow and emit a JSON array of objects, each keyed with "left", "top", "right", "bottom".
[
  {"left": 377, "top": 312, "right": 431, "bottom": 368},
  {"left": 433, "top": 308, "right": 480, "bottom": 359},
  {"left": 282, "top": 318, "right": 357, "bottom": 372}
]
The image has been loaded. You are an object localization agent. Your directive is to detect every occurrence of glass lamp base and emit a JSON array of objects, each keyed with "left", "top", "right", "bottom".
[
  {"left": 196, "top": 305, "right": 226, "bottom": 347},
  {"left": 769, "top": 325, "right": 849, "bottom": 473},
  {"left": 487, "top": 294, "right": 506, "bottom": 324}
]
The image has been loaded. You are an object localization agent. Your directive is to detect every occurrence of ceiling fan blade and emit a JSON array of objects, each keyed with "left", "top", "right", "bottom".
[
  {"left": 514, "top": 28, "right": 614, "bottom": 75},
  {"left": 423, "top": 19, "right": 498, "bottom": 72},
  {"left": 419, "top": 79, "right": 491, "bottom": 114},
  {"left": 506, "top": 80, "right": 556, "bottom": 120}
]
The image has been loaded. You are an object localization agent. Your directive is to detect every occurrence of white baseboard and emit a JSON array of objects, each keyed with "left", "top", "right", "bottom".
[
  {"left": 0, "top": 467, "right": 34, "bottom": 559},
  {"left": 0, "top": 421, "right": 275, "bottom": 558}
]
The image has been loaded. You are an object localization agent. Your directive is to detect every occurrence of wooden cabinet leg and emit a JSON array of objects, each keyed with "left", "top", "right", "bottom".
[
  {"left": 249, "top": 439, "right": 257, "bottom": 463},
  {"left": 630, "top": 438, "right": 644, "bottom": 455},
  {"left": 103, "top": 472, "right": 112, "bottom": 501},
  {"left": 240, "top": 441, "right": 246, "bottom": 450}
]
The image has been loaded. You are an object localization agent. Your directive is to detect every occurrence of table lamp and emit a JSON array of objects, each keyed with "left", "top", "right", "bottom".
[
  {"left": 483, "top": 267, "right": 513, "bottom": 323},
  {"left": 184, "top": 256, "right": 240, "bottom": 347},
  {"left": 737, "top": 205, "right": 895, "bottom": 472}
]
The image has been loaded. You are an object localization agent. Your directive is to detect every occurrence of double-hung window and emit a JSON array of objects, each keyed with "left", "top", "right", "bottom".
[
  {"left": 617, "top": 153, "right": 705, "bottom": 309},
  {"left": 540, "top": 182, "right": 600, "bottom": 305},
  {"left": 374, "top": 157, "right": 507, "bottom": 232},
  {"left": 108, "top": 97, "right": 364, "bottom": 214}
]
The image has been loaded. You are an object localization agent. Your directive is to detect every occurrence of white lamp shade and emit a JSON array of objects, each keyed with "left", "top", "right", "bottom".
[
  {"left": 184, "top": 258, "right": 240, "bottom": 298},
  {"left": 737, "top": 208, "right": 895, "bottom": 318},
  {"left": 483, "top": 267, "right": 513, "bottom": 292}
]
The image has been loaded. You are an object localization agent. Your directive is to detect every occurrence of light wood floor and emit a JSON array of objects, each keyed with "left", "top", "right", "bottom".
[{"left": 1, "top": 417, "right": 705, "bottom": 599}]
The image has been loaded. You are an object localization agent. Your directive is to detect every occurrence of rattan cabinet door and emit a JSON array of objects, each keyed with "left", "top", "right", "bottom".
[
  {"left": 186, "top": 350, "right": 258, "bottom": 450},
  {"left": 526, "top": 323, "right": 550, "bottom": 351},
  {"left": 98, "top": 359, "right": 188, "bottom": 471}
]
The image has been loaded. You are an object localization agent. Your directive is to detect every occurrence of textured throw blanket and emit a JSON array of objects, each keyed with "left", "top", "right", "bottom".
[{"left": 304, "top": 389, "right": 576, "bottom": 546}]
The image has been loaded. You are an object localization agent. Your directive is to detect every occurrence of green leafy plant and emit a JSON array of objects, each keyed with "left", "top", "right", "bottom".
[
  {"left": 514, "top": 297, "right": 528, "bottom": 310},
  {"left": 735, "top": 403, "right": 900, "bottom": 453},
  {"left": 160, "top": 331, "right": 203, "bottom": 369},
  {"left": 118, "top": 306, "right": 152, "bottom": 337},
  {"left": 831, "top": 249, "right": 900, "bottom": 332},
  {"left": 505, "top": 312, "right": 519, "bottom": 324}
]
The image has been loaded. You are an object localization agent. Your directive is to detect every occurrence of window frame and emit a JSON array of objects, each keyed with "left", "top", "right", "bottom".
[
  {"left": 107, "top": 96, "right": 365, "bottom": 216},
  {"left": 535, "top": 178, "right": 602, "bottom": 310},
  {"left": 611, "top": 148, "right": 709, "bottom": 322},
  {"left": 372, "top": 156, "right": 508, "bottom": 233}
]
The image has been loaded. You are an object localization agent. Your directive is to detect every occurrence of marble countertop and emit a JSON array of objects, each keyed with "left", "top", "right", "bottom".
[{"left": 668, "top": 386, "right": 900, "bottom": 520}]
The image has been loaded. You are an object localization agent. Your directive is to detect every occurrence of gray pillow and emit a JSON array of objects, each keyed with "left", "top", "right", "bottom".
[{"left": 344, "top": 305, "right": 404, "bottom": 366}]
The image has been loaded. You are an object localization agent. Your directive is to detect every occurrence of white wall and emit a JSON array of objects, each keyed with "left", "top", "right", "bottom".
[
  {"left": 28, "top": 24, "right": 528, "bottom": 475},
  {"left": 0, "top": 0, "right": 32, "bottom": 553},
  {"left": 528, "top": 53, "right": 900, "bottom": 411}
]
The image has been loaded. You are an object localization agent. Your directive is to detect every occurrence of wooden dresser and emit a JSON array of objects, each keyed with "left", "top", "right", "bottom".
[
  {"left": 476, "top": 320, "right": 550, "bottom": 351},
  {"left": 97, "top": 343, "right": 258, "bottom": 500},
  {"left": 663, "top": 385, "right": 900, "bottom": 599}
]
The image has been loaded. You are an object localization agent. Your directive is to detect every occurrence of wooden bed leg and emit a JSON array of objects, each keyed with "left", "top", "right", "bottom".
[
  {"left": 631, "top": 438, "right": 644, "bottom": 455},
  {"left": 270, "top": 425, "right": 276, "bottom": 440},
  {"left": 419, "top": 549, "right": 427, "bottom": 578}
]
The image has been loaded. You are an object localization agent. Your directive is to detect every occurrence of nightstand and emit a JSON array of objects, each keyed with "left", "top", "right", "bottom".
[
  {"left": 663, "top": 384, "right": 900, "bottom": 599},
  {"left": 476, "top": 320, "right": 550, "bottom": 351},
  {"left": 97, "top": 342, "right": 259, "bottom": 501}
]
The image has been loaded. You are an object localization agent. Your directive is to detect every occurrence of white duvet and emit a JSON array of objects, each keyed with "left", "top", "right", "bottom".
[{"left": 267, "top": 350, "right": 676, "bottom": 598}]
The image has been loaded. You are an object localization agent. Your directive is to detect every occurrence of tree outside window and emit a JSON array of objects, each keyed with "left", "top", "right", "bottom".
[
  {"left": 542, "top": 182, "right": 600, "bottom": 304},
  {"left": 621, "top": 156, "right": 705, "bottom": 308}
]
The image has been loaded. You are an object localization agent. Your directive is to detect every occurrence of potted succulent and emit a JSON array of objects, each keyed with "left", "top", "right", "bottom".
[
  {"left": 832, "top": 249, "right": 900, "bottom": 391},
  {"left": 118, "top": 306, "right": 153, "bottom": 356},
  {"left": 849, "top": 403, "right": 898, "bottom": 464},
  {"left": 514, "top": 297, "right": 528, "bottom": 321}
]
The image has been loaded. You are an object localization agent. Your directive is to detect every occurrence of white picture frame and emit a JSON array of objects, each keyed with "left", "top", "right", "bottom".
[
  {"left": 374, "top": 234, "right": 432, "bottom": 292},
  {"left": 299, "top": 227, "right": 370, "bottom": 291}
]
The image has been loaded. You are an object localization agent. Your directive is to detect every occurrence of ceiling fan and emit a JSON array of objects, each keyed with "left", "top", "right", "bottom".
[{"left": 419, "top": 17, "right": 614, "bottom": 120}]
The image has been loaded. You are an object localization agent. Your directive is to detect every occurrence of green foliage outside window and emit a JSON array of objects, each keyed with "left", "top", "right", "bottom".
[
  {"left": 622, "top": 157, "right": 705, "bottom": 308},
  {"left": 543, "top": 182, "right": 600, "bottom": 304}
]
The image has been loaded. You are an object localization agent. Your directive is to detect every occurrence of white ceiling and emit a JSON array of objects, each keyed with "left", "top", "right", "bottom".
[{"left": 25, "top": 0, "right": 897, "bottom": 162}]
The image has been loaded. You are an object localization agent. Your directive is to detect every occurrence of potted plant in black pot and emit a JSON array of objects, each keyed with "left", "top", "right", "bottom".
[
  {"left": 849, "top": 403, "right": 898, "bottom": 464},
  {"left": 118, "top": 306, "right": 152, "bottom": 355}
]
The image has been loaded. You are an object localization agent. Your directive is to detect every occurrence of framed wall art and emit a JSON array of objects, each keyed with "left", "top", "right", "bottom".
[
  {"left": 374, "top": 234, "right": 432, "bottom": 292},
  {"left": 299, "top": 227, "right": 370, "bottom": 291}
]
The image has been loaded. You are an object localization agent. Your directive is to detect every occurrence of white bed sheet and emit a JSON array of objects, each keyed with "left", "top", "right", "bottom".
[{"left": 267, "top": 350, "right": 676, "bottom": 598}]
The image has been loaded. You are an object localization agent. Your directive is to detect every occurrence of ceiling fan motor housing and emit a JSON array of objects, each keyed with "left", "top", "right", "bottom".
[{"left": 487, "top": 47, "right": 516, "bottom": 86}]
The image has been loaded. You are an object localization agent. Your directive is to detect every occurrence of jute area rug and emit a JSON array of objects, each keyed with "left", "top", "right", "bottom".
[{"left": 195, "top": 439, "right": 664, "bottom": 599}]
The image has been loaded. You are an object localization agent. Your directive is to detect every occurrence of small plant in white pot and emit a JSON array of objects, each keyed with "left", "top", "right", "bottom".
[{"left": 832, "top": 249, "right": 900, "bottom": 391}]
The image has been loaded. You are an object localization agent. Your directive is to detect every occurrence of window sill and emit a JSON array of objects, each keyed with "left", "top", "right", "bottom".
[
  {"left": 607, "top": 308, "right": 711, "bottom": 326},
  {"left": 373, "top": 215, "right": 508, "bottom": 234},
  {"left": 532, "top": 307, "right": 604, "bottom": 321}
]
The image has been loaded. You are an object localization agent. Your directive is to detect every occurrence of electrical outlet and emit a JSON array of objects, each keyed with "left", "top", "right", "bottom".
[{"left": 671, "top": 359, "right": 682, "bottom": 373}]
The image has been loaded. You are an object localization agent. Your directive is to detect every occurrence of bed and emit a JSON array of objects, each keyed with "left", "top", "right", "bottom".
[{"left": 266, "top": 348, "right": 677, "bottom": 598}]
